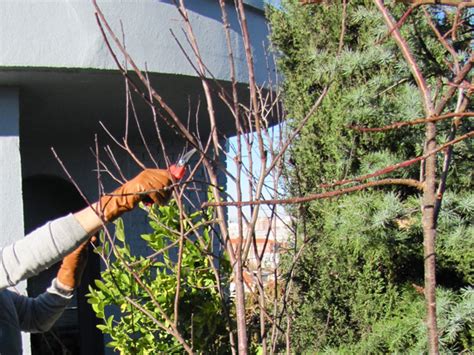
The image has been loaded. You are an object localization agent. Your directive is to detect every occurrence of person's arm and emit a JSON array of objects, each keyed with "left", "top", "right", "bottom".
[
  {"left": 73, "top": 203, "right": 104, "bottom": 236},
  {"left": 0, "top": 169, "right": 172, "bottom": 291},
  {"left": 11, "top": 238, "right": 91, "bottom": 333},
  {"left": 73, "top": 168, "right": 172, "bottom": 234},
  {"left": 0, "top": 214, "right": 89, "bottom": 291},
  {"left": 9, "top": 280, "right": 74, "bottom": 333}
]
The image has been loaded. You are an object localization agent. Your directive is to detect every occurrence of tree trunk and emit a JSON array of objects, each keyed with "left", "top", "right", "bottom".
[
  {"left": 234, "top": 259, "right": 248, "bottom": 354},
  {"left": 422, "top": 121, "right": 439, "bottom": 354}
]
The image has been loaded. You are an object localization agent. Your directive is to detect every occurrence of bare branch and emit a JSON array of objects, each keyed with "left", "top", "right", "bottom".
[
  {"left": 397, "top": 0, "right": 474, "bottom": 7},
  {"left": 434, "top": 53, "right": 473, "bottom": 115},
  {"left": 349, "top": 112, "right": 473, "bottom": 132},
  {"left": 374, "top": 0, "right": 435, "bottom": 115},
  {"left": 203, "top": 178, "right": 423, "bottom": 207},
  {"left": 266, "top": 86, "right": 329, "bottom": 176},
  {"left": 323, "top": 130, "right": 473, "bottom": 188},
  {"left": 434, "top": 93, "right": 469, "bottom": 222},
  {"left": 205, "top": 129, "right": 473, "bottom": 209},
  {"left": 93, "top": 2, "right": 200, "bottom": 149}
]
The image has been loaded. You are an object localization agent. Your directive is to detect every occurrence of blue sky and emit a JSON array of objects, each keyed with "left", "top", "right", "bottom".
[
  {"left": 226, "top": 124, "right": 287, "bottom": 221},
  {"left": 265, "top": 0, "right": 281, "bottom": 6}
]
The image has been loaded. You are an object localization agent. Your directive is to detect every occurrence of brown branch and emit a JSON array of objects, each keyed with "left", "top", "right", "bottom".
[
  {"left": 375, "top": 5, "right": 471, "bottom": 349},
  {"left": 349, "top": 112, "right": 473, "bottom": 132},
  {"left": 89, "top": 147, "right": 124, "bottom": 185},
  {"left": 375, "top": 0, "right": 435, "bottom": 115},
  {"left": 93, "top": 2, "right": 200, "bottom": 151},
  {"left": 434, "top": 53, "right": 473, "bottom": 115},
  {"left": 338, "top": 0, "right": 347, "bottom": 55},
  {"left": 204, "top": 129, "right": 472, "bottom": 208},
  {"left": 381, "top": 6, "right": 416, "bottom": 43},
  {"left": 232, "top": 2, "right": 275, "bottom": 353},
  {"left": 234, "top": 4, "right": 272, "bottom": 312},
  {"left": 422, "top": 7, "right": 460, "bottom": 73},
  {"left": 450, "top": 3, "right": 470, "bottom": 40},
  {"left": 396, "top": 0, "right": 474, "bottom": 7},
  {"left": 203, "top": 178, "right": 423, "bottom": 207},
  {"left": 302, "top": 0, "right": 474, "bottom": 3},
  {"left": 175, "top": 1, "right": 220, "bottom": 156},
  {"left": 99, "top": 121, "right": 147, "bottom": 170},
  {"left": 434, "top": 95, "right": 469, "bottom": 223},
  {"left": 323, "top": 129, "right": 473, "bottom": 188},
  {"left": 127, "top": 87, "right": 160, "bottom": 168},
  {"left": 265, "top": 86, "right": 329, "bottom": 176}
]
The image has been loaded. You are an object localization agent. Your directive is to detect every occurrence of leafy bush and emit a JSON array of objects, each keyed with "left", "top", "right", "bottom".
[{"left": 87, "top": 202, "right": 232, "bottom": 354}]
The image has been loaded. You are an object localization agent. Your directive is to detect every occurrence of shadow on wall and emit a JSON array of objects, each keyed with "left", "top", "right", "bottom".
[{"left": 23, "top": 175, "right": 104, "bottom": 355}]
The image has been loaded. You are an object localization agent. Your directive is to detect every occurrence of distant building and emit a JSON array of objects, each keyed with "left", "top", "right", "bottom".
[
  {"left": 228, "top": 216, "right": 292, "bottom": 290},
  {"left": 0, "top": 1, "right": 270, "bottom": 353}
]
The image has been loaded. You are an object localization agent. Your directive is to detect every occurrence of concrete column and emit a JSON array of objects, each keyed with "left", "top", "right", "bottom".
[{"left": 0, "top": 88, "right": 30, "bottom": 354}]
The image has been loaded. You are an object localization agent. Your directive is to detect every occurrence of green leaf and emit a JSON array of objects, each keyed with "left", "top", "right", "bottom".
[
  {"left": 94, "top": 279, "right": 108, "bottom": 292},
  {"left": 114, "top": 218, "right": 125, "bottom": 242}
]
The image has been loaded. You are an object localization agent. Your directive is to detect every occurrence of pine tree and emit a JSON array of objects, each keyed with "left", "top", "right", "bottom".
[{"left": 268, "top": 0, "right": 472, "bottom": 352}]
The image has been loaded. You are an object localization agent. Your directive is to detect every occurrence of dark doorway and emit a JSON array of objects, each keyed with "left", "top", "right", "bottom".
[{"left": 23, "top": 175, "right": 103, "bottom": 355}]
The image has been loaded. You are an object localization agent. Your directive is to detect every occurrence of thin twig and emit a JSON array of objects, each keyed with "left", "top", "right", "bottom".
[{"left": 433, "top": 93, "right": 468, "bottom": 223}]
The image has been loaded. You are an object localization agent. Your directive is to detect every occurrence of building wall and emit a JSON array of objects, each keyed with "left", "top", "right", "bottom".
[
  {"left": 0, "top": 0, "right": 269, "bottom": 84},
  {"left": 1, "top": 0, "right": 268, "bottom": 352},
  {"left": 0, "top": 88, "right": 31, "bottom": 353},
  {"left": 0, "top": 89, "right": 24, "bottom": 248}
]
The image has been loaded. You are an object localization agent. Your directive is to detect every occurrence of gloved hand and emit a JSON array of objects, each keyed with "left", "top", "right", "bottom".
[
  {"left": 99, "top": 169, "right": 172, "bottom": 222},
  {"left": 56, "top": 239, "right": 92, "bottom": 290}
]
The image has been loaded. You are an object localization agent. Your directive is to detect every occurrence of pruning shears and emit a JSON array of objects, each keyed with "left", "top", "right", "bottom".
[
  {"left": 169, "top": 148, "right": 197, "bottom": 180},
  {"left": 141, "top": 148, "right": 196, "bottom": 207}
]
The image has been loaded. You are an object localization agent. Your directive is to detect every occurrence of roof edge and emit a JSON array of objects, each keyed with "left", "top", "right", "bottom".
[{"left": 243, "top": 0, "right": 265, "bottom": 11}]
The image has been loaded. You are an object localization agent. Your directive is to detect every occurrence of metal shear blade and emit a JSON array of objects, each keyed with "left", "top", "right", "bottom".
[{"left": 176, "top": 148, "right": 197, "bottom": 167}]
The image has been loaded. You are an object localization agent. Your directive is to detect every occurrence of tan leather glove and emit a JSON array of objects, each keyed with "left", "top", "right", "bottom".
[
  {"left": 99, "top": 169, "right": 172, "bottom": 222},
  {"left": 57, "top": 239, "right": 91, "bottom": 290}
]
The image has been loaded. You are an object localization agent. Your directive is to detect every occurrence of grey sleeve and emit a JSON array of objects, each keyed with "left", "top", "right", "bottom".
[
  {"left": 10, "top": 278, "right": 73, "bottom": 333},
  {"left": 0, "top": 214, "right": 88, "bottom": 290}
]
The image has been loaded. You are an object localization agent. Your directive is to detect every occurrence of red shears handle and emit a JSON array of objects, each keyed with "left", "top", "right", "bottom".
[
  {"left": 169, "top": 164, "right": 186, "bottom": 180},
  {"left": 168, "top": 148, "right": 197, "bottom": 180}
]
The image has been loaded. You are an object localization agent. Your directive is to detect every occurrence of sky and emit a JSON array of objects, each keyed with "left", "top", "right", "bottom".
[
  {"left": 225, "top": 124, "right": 287, "bottom": 222},
  {"left": 265, "top": 0, "right": 281, "bottom": 6}
]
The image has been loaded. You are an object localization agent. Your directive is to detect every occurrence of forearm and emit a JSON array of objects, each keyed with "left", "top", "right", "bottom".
[
  {"left": 73, "top": 203, "right": 105, "bottom": 235},
  {"left": 12, "top": 279, "right": 73, "bottom": 333},
  {"left": 0, "top": 214, "right": 89, "bottom": 290}
]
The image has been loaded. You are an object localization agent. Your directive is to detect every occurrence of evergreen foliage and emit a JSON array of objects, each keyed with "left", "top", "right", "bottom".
[{"left": 268, "top": 0, "right": 472, "bottom": 352}]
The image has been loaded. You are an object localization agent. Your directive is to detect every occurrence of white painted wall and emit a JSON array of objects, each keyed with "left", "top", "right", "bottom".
[
  {"left": 0, "top": 88, "right": 31, "bottom": 354},
  {"left": 0, "top": 89, "right": 24, "bottom": 247},
  {"left": 0, "top": 0, "right": 270, "bottom": 85}
]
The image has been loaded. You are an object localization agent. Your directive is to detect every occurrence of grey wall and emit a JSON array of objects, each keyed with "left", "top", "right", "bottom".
[
  {"left": 0, "top": 87, "right": 31, "bottom": 354},
  {"left": 0, "top": 88, "right": 24, "bottom": 247},
  {"left": 0, "top": 0, "right": 270, "bottom": 85}
]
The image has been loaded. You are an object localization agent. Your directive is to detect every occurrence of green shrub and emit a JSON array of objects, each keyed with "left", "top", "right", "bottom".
[{"left": 87, "top": 202, "right": 232, "bottom": 354}]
